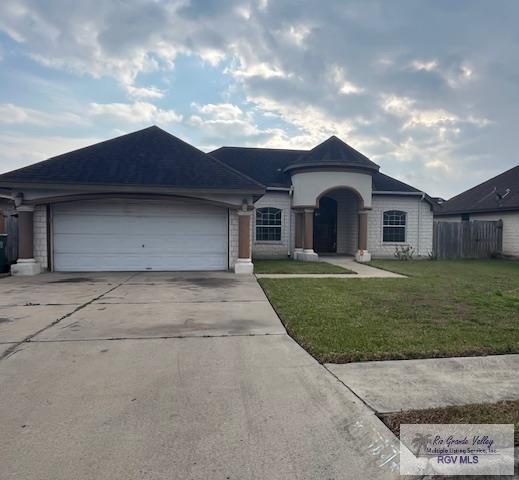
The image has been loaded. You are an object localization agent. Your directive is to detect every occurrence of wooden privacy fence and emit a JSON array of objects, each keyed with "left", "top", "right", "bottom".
[{"left": 433, "top": 220, "right": 503, "bottom": 260}]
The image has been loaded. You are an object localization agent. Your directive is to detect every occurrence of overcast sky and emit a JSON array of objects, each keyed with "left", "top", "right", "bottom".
[{"left": 0, "top": 0, "right": 517, "bottom": 198}]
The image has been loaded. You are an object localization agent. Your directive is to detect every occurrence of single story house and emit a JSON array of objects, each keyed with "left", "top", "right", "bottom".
[
  {"left": 435, "top": 165, "right": 519, "bottom": 257},
  {"left": 0, "top": 126, "right": 434, "bottom": 275}
]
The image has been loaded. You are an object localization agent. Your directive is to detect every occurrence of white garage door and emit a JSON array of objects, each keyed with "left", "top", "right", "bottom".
[{"left": 52, "top": 199, "right": 228, "bottom": 271}]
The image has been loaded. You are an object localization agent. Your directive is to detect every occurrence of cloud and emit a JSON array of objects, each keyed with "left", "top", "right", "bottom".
[
  {"left": 89, "top": 101, "right": 182, "bottom": 124},
  {"left": 0, "top": 103, "right": 85, "bottom": 126},
  {"left": 126, "top": 85, "right": 165, "bottom": 99},
  {"left": 0, "top": 0, "right": 518, "bottom": 197}
]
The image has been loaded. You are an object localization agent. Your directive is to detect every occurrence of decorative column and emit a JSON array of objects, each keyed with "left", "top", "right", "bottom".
[
  {"left": 234, "top": 209, "right": 254, "bottom": 274},
  {"left": 302, "top": 208, "right": 318, "bottom": 262},
  {"left": 355, "top": 210, "right": 371, "bottom": 263},
  {"left": 293, "top": 210, "right": 304, "bottom": 260},
  {"left": 10, "top": 205, "right": 42, "bottom": 276}
]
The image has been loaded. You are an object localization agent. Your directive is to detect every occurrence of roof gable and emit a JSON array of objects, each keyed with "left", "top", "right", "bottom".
[
  {"left": 438, "top": 165, "right": 519, "bottom": 214},
  {"left": 0, "top": 126, "right": 264, "bottom": 192},
  {"left": 285, "top": 136, "right": 379, "bottom": 172}
]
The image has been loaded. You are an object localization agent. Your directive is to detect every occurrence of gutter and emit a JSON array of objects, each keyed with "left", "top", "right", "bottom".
[{"left": 288, "top": 185, "right": 294, "bottom": 257}]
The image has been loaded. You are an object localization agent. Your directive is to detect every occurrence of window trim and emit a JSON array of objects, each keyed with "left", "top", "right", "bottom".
[
  {"left": 255, "top": 207, "right": 283, "bottom": 243},
  {"left": 382, "top": 210, "right": 407, "bottom": 243}
]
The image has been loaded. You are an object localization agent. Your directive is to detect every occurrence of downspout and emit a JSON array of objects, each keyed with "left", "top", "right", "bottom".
[
  {"left": 288, "top": 186, "right": 294, "bottom": 258},
  {"left": 417, "top": 192, "right": 424, "bottom": 255}
]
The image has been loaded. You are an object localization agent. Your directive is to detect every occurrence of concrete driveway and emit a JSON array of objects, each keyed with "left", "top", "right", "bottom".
[{"left": 0, "top": 272, "right": 399, "bottom": 480}]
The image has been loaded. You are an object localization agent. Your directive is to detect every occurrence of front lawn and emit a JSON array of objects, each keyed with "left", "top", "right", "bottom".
[
  {"left": 258, "top": 260, "right": 519, "bottom": 362},
  {"left": 253, "top": 259, "right": 354, "bottom": 274},
  {"left": 381, "top": 400, "right": 519, "bottom": 447}
]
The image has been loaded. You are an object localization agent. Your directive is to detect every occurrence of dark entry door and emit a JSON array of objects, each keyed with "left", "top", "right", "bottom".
[{"left": 314, "top": 196, "right": 337, "bottom": 253}]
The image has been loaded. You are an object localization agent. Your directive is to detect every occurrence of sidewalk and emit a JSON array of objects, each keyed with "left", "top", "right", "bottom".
[{"left": 326, "top": 354, "right": 519, "bottom": 413}]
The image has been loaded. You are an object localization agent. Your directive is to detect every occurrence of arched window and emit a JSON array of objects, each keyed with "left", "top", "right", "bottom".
[
  {"left": 256, "top": 207, "right": 282, "bottom": 241},
  {"left": 383, "top": 210, "right": 406, "bottom": 242}
]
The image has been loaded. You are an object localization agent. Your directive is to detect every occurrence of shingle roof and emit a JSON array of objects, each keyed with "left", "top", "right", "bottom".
[
  {"left": 209, "top": 147, "right": 304, "bottom": 188},
  {"left": 0, "top": 126, "right": 264, "bottom": 192},
  {"left": 211, "top": 146, "right": 422, "bottom": 194},
  {"left": 284, "top": 135, "right": 379, "bottom": 172},
  {"left": 437, "top": 165, "right": 519, "bottom": 215}
]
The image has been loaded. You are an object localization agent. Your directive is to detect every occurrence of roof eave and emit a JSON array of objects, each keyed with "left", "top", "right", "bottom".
[
  {"left": 0, "top": 180, "right": 265, "bottom": 196},
  {"left": 436, "top": 205, "right": 519, "bottom": 216},
  {"left": 283, "top": 162, "right": 380, "bottom": 174}
]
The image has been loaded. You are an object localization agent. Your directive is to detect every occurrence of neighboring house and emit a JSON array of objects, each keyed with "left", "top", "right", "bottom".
[
  {"left": 435, "top": 165, "right": 519, "bottom": 258},
  {"left": 0, "top": 126, "right": 434, "bottom": 275}
]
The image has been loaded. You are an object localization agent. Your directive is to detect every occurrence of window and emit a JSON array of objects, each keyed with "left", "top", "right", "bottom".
[
  {"left": 383, "top": 210, "right": 406, "bottom": 242},
  {"left": 256, "top": 207, "right": 282, "bottom": 241}
]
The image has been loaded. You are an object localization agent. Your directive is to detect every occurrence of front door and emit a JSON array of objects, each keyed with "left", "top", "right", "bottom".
[{"left": 313, "top": 196, "right": 337, "bottom": 253}]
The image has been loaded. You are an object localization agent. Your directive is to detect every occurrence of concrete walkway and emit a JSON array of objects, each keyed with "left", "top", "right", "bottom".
[
  {"left": 327, "top": 354, "right": 519, "bottom": 413},
  {"left": 256, "top": 256, "right": 405, "bottom": 278},
  {"left": 321, "top": 256, "right": 405, "bottom": 277},
  {"left": 0, "top": 272, "right": 400, "bottom": 480}
]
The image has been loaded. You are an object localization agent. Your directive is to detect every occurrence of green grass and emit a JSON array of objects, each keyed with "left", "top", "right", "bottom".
[
  {"left": 253, "top": 259, "right": 354, "bottom": 274},
  {"left": 381, "top": 400, "right": 519, "bottom": 446},
  {"left": 258, "top": 259, "right": 519, "bottom": 362}
]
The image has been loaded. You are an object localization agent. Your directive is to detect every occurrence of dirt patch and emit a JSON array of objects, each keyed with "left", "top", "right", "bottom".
[
  {"left": 380, "top": 399, "right": 519, "bottom": 447},
  {"left": 49, "top": 277, "right": 98, "bottom": 284},
  {"left": 0, "top": 317, "right": 12, "bottom": 324}
]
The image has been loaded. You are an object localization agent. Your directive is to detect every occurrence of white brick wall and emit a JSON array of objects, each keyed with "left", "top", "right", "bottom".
[
  {"left": 228, "top": 209, "right": 239, "bottom": 269},
  {"left": 367, "top": 196, "right": 434, "bottom": 258},
  {"left": 438, "top": 212, "right": 519, "bottom": 257},
  {"left": 33, "top": 205, "right": 48, "bottom": 270},
  {"left": 252, "top": 191, "right": 292, "bottom": 259}
]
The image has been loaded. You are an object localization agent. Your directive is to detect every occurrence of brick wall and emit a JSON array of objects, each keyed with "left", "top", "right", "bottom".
[
  {"left": 252, "top": 191, "right": 292, "bottom": 259},
  {"left": 367, "top": 196, "right": 433, "bottom": 258},
  {"left": 33, "top": 205, "right": 48, "bottom": 270},
  {"left": 228, "top": 209, "right": 239, "bottom": 268}
]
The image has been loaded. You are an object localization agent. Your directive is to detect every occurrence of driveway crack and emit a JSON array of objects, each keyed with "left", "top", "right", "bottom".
[{"left": 0, "top": 273, "right": 140, "bottom": 362}]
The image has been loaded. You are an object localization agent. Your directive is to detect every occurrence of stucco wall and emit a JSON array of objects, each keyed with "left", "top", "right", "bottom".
[
  {"left": 367, "top": 196, "right": 433, "bottom": 258},
  {"left": 291, "top": 170, "right": 372, "bottom": 208},
  {"left": 252, "top": 191, "right": 291, "bottom": 259},
  {"left": 33, "top": 205, "right": 48, "bottom": 270},
  {"left": 437, "top": 212, "right": 519, "bottom": 257}
]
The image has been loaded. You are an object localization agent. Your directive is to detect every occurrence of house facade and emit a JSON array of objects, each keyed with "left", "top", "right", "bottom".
[
  {"left": 435, "top": 165, "right": 519, "bottom": 257},
  {"left": 0, "top": 126, "right": 434, "bottom": 275}
]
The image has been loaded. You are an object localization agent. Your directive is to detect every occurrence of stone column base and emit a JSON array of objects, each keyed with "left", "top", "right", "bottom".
[
  {"left": 11, "top": 259, "right": 42, "bottom": 276},
  {"left": 234, "top": 258, "right": 254, "bottom": 274},
  {"left": 355, "top": 250, "right": 372, "bottom": 263},
  {"left": 293, "top": 248, "right": 304, "bottom": 260},
  {"left": 300, "top": 250, "right": 319, "bottom": 262}
]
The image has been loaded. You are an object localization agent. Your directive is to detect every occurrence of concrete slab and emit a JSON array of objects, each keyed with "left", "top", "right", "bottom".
[
  {"left": 327, "top": 354, "right": 519, "bottom": 413},
  {"left": 0, "top": 305, "right": 79, "bottom": 342},
  {"left": 97, "top": 277, "right": 266, "bottom": 304},
  {"left": 0, "top": 336, "right": 399, "bottom": 480},
  {"left": 35, "top": 301, "right": 286, "bottom": 341},
  {"left": 0, "top": 343, "right": 17, "bottom": 357},
  {"left": 0, "top": 271, "right": 136, "bottom": 286},
  {"left": 0, "top": 283, "right": 117, "bottom": 306}
]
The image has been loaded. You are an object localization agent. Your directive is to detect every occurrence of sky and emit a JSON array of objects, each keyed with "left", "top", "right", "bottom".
[{"left": 0, "top": 0, "right": 518, "bottom": 199}]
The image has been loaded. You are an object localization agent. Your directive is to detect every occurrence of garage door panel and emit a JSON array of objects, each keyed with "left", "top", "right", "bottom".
[
  {"left": 54, "top": 234, "right": 228, "bottom": 254},
  {"left": 54, "top": 253, "right": 227, "bottom": 272},
  {"left": 52, "top": 200, "right": 229, "bottom": 272},
  {"left": 54, "top": 214, "right": 228, "bottom": 236}
]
